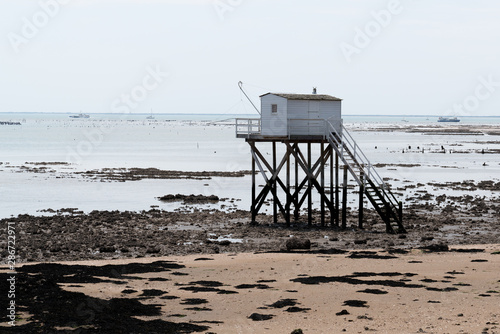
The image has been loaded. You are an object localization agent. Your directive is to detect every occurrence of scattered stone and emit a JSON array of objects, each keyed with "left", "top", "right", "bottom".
[
  {"left": 343, "top": 300, "right": 369, "bottom": 308},
  {"left": 286, "top": 237, "right": 311, "bottom": 251},
  {"left": 248, "top": 313, "right": 274, "bottom": 321},
  {"left": 421, "top": 243, "right": 449, "bottom": 252},
  {"left": 158, "top": 194, "right": 220, "bottom": 203},
  {"left": 357, "top": 289, "right": 388, "bottom": 295},
  {"left": 139, "top": 289, "right": 166, "bottom": 297},
  {"left": 180, "top": 298, "right": 208, "bottom": 305},
  {"left": 291, "top": 330, "right": 304, "bottom": 334},
  {"left": 235, "top": 284, "right": 270, "bottom": 290},
  {"left": 121, "top": 289, "right": 137, "bottom": 294},
  {"left": 268, "top": 299, "right": 297, "bottom": 308},
  {"left": 184, "top": 307, "right": 212, "bottom": 311},
  {"left": 285, "top": 307, "right": 310, "bottom": 313}
]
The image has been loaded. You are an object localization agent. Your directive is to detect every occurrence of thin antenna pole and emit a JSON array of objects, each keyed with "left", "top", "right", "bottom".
[{"left": 238, "top": 81, "right": 261, "bottom": 115}]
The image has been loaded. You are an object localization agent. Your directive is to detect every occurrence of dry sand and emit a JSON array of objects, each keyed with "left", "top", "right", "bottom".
[{"left": 2, "top": 244, "right": 499, "bottom": 333}]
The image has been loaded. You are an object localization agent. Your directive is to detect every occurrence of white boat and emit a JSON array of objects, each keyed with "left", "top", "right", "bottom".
[
  {"left": 438, "top": 116, "right": 460, "bottom": 123},
  {"left": 69, "top": 113, "right": 90, "bottom": 119},
  {"left": 146, "top": 109, "right": 155, "bottom": 120}
]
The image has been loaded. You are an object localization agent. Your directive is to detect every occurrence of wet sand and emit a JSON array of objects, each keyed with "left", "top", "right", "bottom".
[{"left": 1, "top": 245, "right": 499, "bottom": 333}]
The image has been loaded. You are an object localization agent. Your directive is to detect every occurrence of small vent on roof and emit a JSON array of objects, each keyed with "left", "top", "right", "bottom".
[{"left": 312, "top": 87, "right": 317, "bottom": 94}]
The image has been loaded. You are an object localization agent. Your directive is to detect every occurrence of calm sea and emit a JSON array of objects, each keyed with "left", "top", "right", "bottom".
[{"left": 1, "top": 113, "right": 499, "bottom": 218}]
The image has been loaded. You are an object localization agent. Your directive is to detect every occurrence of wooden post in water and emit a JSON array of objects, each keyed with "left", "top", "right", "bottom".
[
  {"left": 359, "top": 172, "right": 364, "bottom": 229},
  {"left": 342, "top": 164, "right": 348, "bottom": 229}
]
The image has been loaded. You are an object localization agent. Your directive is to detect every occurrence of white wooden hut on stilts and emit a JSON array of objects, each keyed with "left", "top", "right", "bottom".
[{"left": 236, "top": 88, "right": 405, "bottom": 233}]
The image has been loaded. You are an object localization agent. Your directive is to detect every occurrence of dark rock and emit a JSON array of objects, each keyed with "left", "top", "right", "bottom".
[
  {"left": 343, "top": 300, "right": 369, "bottom": 307},
  {"left": 285, "top": 307, "right": 310, "bottom": 313},
  {"left": 286, "top": 237, "right": 311, "bottom": 251},
  {"left": 357, "top": 289, "right": 388, "bottom": 295},
  {"left": 248, "top": 313, "right": 273, "bottom": 321},
  {"left": 139, "top": 289, "right": 166, "bottom": 297},
  {"left": 336, "top": 309, "right": 350, "bottom": 316},
  {"left": 267, "top": 299, "right": 297, "bottom": 308},
  {"left": 146, "top": 246, "right": 161, "bottom": 254},
  {"left": 99, "top": 246, "right": 116, "bottom": 253},
  {"left": 421, "top": 243, "right": 449, "bottom": 252},
  {"left": 291, "top": 330, "right": 304, "bottom": 334}
]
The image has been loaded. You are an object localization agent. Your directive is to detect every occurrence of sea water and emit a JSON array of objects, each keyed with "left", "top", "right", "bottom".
[{"left": 1, "top": 113, "right": 499, "bottom": 218}]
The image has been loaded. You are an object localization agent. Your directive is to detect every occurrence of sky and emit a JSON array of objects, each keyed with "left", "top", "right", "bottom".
[{"left": 1, "top": 0, "right": 499, "bottom": 116}]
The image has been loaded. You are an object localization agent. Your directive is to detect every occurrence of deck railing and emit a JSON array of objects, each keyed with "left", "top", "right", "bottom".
[{"left": 235, "top": 118, "right": 261, "bottom": 136}]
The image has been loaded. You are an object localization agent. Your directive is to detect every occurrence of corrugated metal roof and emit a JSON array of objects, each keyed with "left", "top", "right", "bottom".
[{"left": 260, "top": 93, "right": 342, "bottom": 101}]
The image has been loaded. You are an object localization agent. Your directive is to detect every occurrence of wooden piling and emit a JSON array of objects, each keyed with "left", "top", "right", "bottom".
[
  {"left": 294, "top": 144, "right": 299, "bottom": 221},
  {"left": 272, "top": 142, "right": 277, "bottom": 224},
  {"left": 286, "top": 145, "right": 291, "bottom": 226},
  {"left": 359, "top": 172, "right": 364, "bottom": 229},
  {"left": 251, "top": 149, "right": 256, "bottom": 224},
  {"left": 342, "top": 164, "right": 348, "bottom": 229},
  {"left": 329, "top": 146, "right": 334, "bottom": 226},
  {"left": 307, "top": 142, "right": 312, "bottom": 226},
  {"left": 335, "top": 152, "right": 340, "bottom": 226},
  {"left": 320, "top": 142, "right": 325, "bottom": 227}
]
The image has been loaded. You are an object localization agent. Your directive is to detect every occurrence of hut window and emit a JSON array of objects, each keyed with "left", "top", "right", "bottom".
[{"left": 271, "top": 104, "right": 278, "bottom": 114}]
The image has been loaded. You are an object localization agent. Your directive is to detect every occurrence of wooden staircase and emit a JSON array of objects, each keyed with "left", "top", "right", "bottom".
[{"left": 325, "top": 121, "right": 405, "bottom": 234}]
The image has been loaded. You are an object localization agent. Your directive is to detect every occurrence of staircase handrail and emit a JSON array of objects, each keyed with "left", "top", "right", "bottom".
[{"left": 324, "top": 120, "right": 399, "bottom": 209}]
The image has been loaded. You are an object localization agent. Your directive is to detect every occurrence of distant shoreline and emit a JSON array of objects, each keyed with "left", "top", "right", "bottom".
[{"left": 0, "top": 111, "right": 499, "bottom": 118}]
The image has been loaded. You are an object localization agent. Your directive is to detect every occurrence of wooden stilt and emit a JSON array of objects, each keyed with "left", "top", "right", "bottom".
[
  {"left": 286, "top": 145, "right": 291, "bottom": 226},
  {"left": 359, "top": 172, "right": 364, "bottom": 229},
  {"left": 398, "top": 201, "right": 403, "bottom": 224},
  {"left": 251, "top": 147, "right": 256, "bottom": 224},
  {"left": 342, "top": 164, "right": 348, "bottom": 229},
  {"left": 294, "top": 144, "right": 299, "bottom": 221},
  {"left": 272, "top": 142, "right": 277, "bottom": 224},
  {"left": 335, "top": 152, "right": 340, "bottom": 226},
  {"left": 330, "top": 145, "right": 334, "bottom": 226},
  {"left": 320, "top": 142, "right": 325, "bottom": 227},
  {"left": 307, "top": 143, "right": 312, "bottom": 226}
]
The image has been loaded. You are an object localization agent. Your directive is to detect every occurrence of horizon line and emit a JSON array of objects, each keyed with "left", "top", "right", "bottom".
[{"left": 0, "top": 112, "right": 499, "bottom": 118}]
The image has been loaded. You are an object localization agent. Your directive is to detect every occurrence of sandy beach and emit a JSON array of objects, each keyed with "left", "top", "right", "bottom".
[{"left": 1, "top": 244, "right": 499, "bottom": 333}]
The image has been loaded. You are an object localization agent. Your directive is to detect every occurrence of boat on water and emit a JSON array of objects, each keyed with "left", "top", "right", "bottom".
[
  {"left": 438, "top": 116, "right": 460, "bottom": 123},
  {"left": 146, "top": 108, "right": 155, "bottom": 120},
  {"left": 69, "top": 113, "right": 90, "bottom": 119}
]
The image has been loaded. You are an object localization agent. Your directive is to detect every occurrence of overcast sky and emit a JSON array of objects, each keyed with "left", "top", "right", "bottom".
[{"left": 1, "top": 0, "right": 499, "bottom": 116}]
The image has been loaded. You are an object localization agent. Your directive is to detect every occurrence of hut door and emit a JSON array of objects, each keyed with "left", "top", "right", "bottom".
[{"left": 308, "top": 101, "right": 321, "bottom": 135}]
